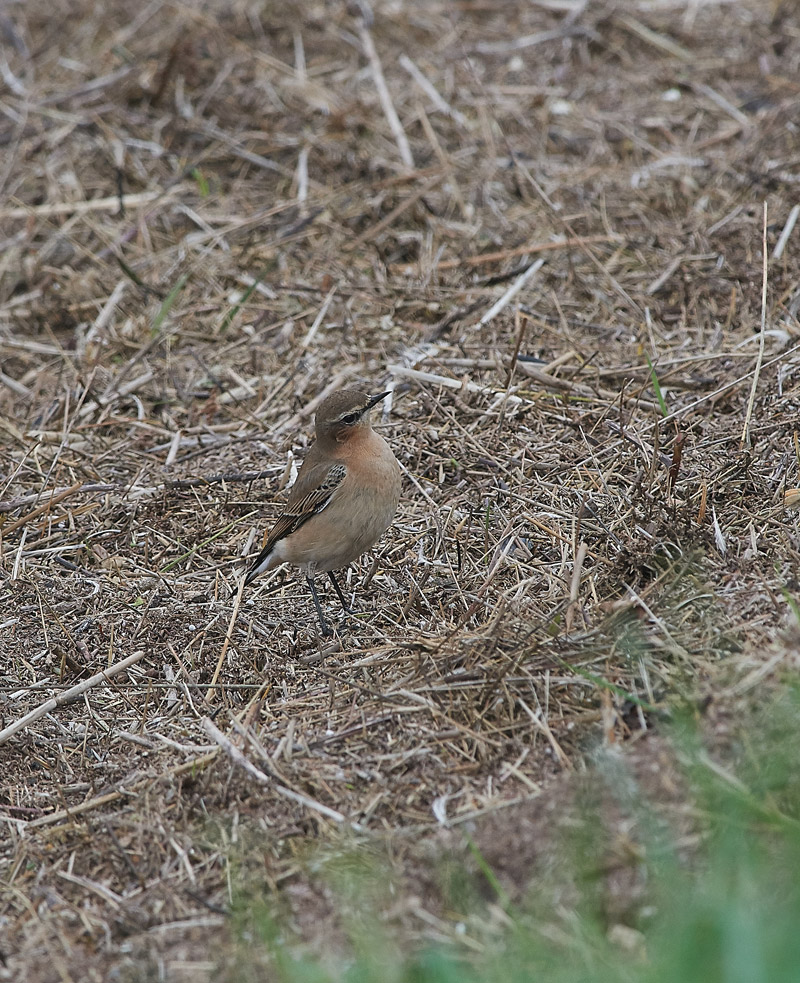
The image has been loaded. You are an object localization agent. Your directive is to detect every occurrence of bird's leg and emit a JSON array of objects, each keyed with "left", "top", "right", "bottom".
[
  {"left": 306, "top": 576, "right": 332, "bottom": 636},
  {"left": 327, "top": 571, "right": 352, "bottom": 614}
]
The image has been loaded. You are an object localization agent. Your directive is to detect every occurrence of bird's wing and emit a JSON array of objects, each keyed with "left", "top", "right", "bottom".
[
  {"left": 268, "top": 461, "right": 347, "bottom": 544},
  {"left": 244, "top": 462, "right": 347, "bottom": 582}
]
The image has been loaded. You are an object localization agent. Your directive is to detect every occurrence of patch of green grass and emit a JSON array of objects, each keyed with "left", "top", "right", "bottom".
[
  {"left": 224, "top": 687, "right": 800, "bottom": 983},
  {"left": 192, "top": 166, "right": 210, "bottom": 197}
]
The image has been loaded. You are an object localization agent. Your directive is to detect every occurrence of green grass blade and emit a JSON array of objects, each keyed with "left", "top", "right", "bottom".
[
  {"left": 645, "top": 353, "right": 668, "bottom": 417},
  {"left": 152, "top": 272, "right": 189, "bottom": 335},
  {"left": 160, "top": 511, "right": 257, "bottom": 573}
]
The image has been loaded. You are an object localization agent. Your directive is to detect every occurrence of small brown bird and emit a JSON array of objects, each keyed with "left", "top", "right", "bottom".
[{"left": 244, "top": 389, "right": 401, "bottom": 635}]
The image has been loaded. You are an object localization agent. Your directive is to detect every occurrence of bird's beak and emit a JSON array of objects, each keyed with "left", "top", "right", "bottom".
[{"left": 365, "top": 391, "right": 391, "bottom": 411}]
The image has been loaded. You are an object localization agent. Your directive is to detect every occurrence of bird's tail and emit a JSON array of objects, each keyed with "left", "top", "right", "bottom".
[{"left": 243, "top": 546, "right": 276, "bottom": 587}]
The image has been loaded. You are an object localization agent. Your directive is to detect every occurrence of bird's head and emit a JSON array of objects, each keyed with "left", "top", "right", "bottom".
[{"left": 315, "top": 389, "right": 390, "bottom": 444}]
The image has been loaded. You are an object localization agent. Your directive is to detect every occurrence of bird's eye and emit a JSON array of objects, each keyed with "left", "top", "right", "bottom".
[{"left": 340, "top": 412, "right": 360, "bottom": 425}]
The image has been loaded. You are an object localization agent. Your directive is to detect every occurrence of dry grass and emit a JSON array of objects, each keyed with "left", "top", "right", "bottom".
[{"left": 2, "top": 0, "right": 800, "bottom": 978}]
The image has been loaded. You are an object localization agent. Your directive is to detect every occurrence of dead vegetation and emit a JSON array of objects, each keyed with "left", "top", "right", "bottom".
[{"left": 1, "top": 0, "right": 800, "bottom": 978}]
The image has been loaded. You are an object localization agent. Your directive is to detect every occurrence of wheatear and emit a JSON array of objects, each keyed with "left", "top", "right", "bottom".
[{"left": 244, "top": 389, "right": 401, "bottom": 635}]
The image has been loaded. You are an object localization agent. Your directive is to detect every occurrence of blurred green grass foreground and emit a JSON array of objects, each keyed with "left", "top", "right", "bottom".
[{"left": 223, "top": 684, "right": 800, "bottom": 983}]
